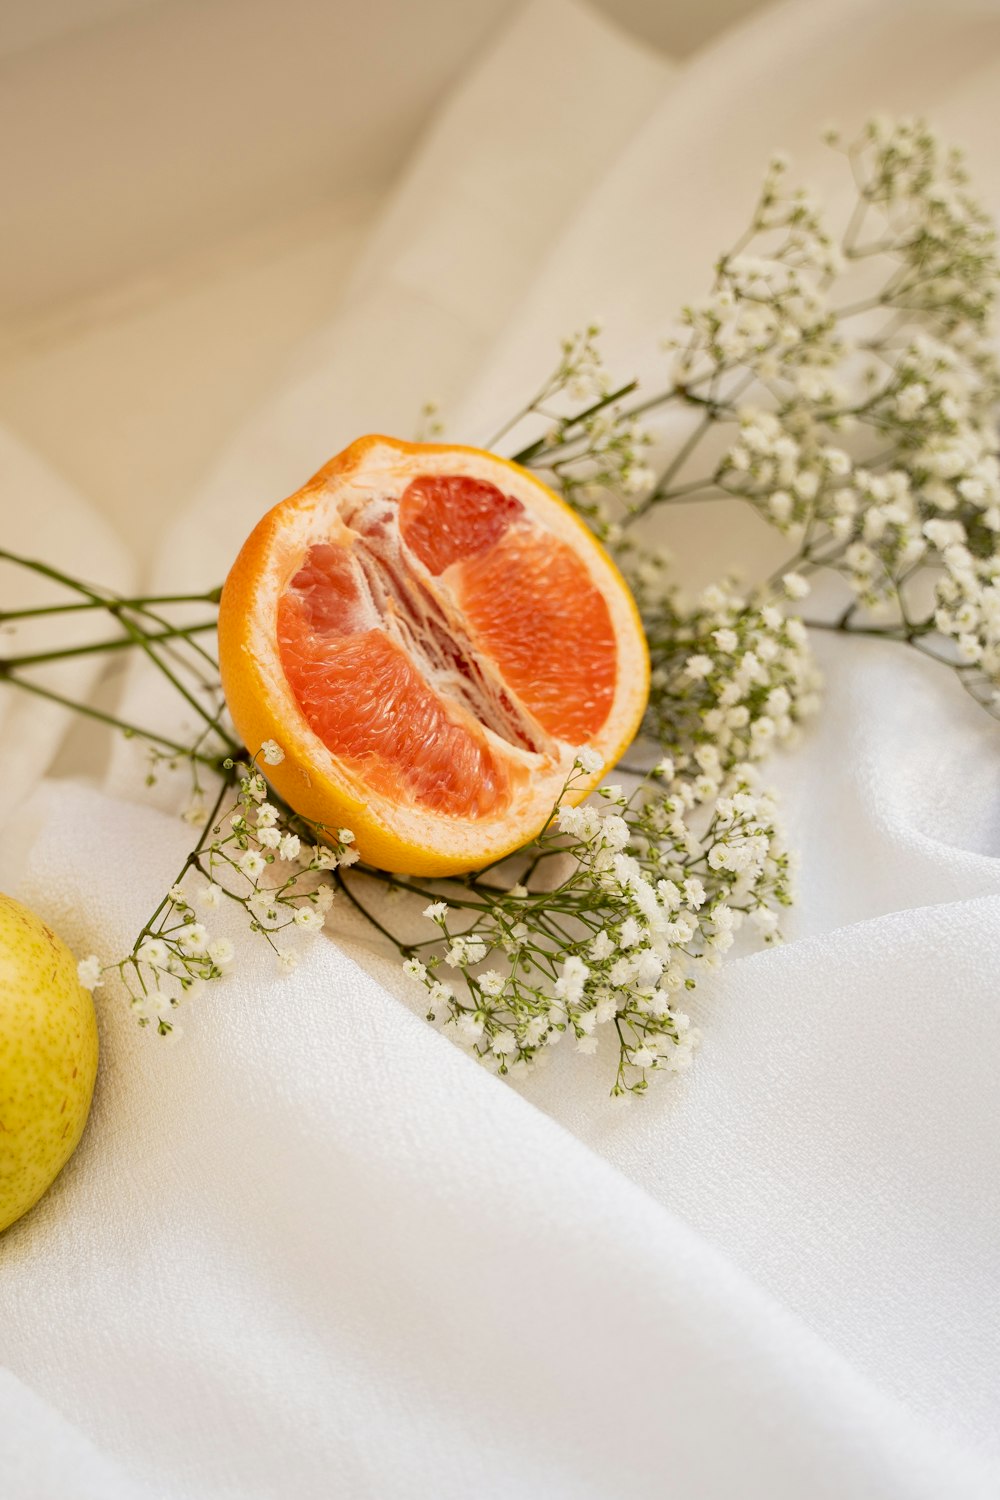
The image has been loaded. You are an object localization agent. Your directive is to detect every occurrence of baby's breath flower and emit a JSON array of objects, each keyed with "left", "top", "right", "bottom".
[
  {"left": 136, "top": 936, "right": 169, "bottom": 967},
  {"left": 107, "top": 766, "right": 351, "bottom": 1033},
  {"left": 684, "top": 655, "right": 714, "bottom": 680},
  {"left": 634, "top": 580, "right": 821, "bottom": 771},
  {"left": 575, "top": 746, "right": 605, "bottom": 774},
  {"left": 456, "top": 1011, "right": 484, "bottom": 1044},
  {"left": 516, "top": 118, "right": 999, "bottom": 724},
  {"left": 77, "top": 955, "right": 103, "bottom": 989},
  {"left": 293, "top": 907, "right": 325, "bottom": 932},
  {"left": 239, "top": 850, "right": 267, "bottom": 881},
  {"left": 400, "top": 760, "right": 788, "bottom": 1093},
  {"left": 179, "top": 922, "right": 209, "bottom": 955},
  {"left": 260, "top": 740, "right": 285, "bottom": 765}
]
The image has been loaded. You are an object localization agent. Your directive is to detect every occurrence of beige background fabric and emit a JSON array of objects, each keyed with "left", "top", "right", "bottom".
[
  {"left": 1, "top": 1, "right": 999, "bottom": 1496},
  {"left": 0, "top": 0, "right": 751, "bottom": 563}
]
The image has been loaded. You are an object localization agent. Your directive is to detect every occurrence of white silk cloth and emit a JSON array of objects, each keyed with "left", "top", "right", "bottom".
[{"left": 2, "top": 1, "right": 1000, "bottom": 1496}]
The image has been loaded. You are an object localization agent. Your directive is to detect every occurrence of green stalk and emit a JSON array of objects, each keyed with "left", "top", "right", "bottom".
[
  {"left": 0, "top": 670, "right": 225, "bottom": 769},
  {"left": 0, "top": 589, "right": 221, "bottom": 623},
  {"left": 1, "top": 621, "right": 217, "bottom": 671},
  {"left": 335, "top": 870, "right": 413, "bottom": 955}
]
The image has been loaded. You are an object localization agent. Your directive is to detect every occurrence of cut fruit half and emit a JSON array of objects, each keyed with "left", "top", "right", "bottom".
[{"left": 218, "top": 435, "right": 649, "bottom": 876}]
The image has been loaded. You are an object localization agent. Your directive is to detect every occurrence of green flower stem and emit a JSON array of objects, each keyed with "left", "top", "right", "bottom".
[
  {"left": 805, "top": 616, "right": 936, "bottom": 644},
  {"left": 109, "top": 601, "right": 231, "bottom": 743},
  {"left": 1, "top": 546, "right": 166, "bottom": 612},
  {"left": 334, "top": 869, "right": 413, "bottom": 955},
  {"left": 122, "top": 597, "right": 221, "bottom": 675},
  {"left": 0, "top": 546, "right": 224, "bottom": 678},
  {"left": 802, "top": 616, "right": 983, "bottom": 714},
  {"left": 1, "top": 545, "right": 236, "bottom": 750},
  {"left": 0, "top": 590, "right": 221, "bottom": 623},
  {"left": 356, "top": 866, "right": 499, "bottom": 912},
  {"left": 805, "top": 618, "right": 905, "bottom": 640},
  {"left": 629, "top": 415, "right": 717, "bottom": 522},
  {"left": 509, "top": 379, "right": 640, "bottom": 465},
  {"left": 0, "top": 621, "right": 217, "bottom": 671},
  {"left": 0, "top": 669, "right": 225, "bottom": 768},
  {"left": 126, "top": 778, "right": 233, "bottom": 960},
  {"left": 191, "top": 856, "right": 252, "bottom": 906}
]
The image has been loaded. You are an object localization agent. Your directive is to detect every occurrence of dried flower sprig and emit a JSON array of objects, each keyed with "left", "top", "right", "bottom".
[
  {"left": 635, "top": 578, "right": 823, "bottom": 774},
  {"left": 77, "top": 746, "right": 359, "bottom": 1037},
  {"left": 505, "top": 118, "right": 1000, "bottom": 719},
  {"left": 390, "top": 753, "right": 788, "bottom": 1094}
]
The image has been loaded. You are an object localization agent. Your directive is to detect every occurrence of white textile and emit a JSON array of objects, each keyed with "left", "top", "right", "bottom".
[{"left": 1, "top": 1, "right": 999, "bottom": 1497}]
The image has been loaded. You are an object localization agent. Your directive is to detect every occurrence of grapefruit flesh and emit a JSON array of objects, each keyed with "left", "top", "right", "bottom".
[
  {"left": 218, "top": 436, "right": 649, "bottom": 875},
  {"left": 277, "top": 545, "right": 510, "bottom": 819},
  {"left": 276, "top": 474, "right": 616, "bottom": 821}
]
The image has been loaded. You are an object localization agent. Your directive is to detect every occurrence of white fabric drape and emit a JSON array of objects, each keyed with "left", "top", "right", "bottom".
[{"left": 2, "top": 1, "right": 999, "bottom": 1496}]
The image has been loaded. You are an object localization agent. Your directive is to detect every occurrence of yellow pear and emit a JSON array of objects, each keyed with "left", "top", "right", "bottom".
[{"left": 0, "top": 892, "right": 98, "bottom": 1232}]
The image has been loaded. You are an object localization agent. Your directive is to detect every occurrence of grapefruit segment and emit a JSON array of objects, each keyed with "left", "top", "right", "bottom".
[
  {"left": 219, "top": 436, "right": 649, "bottom": 876},
  {"left": 277, "top": 609, "right": 510, "bottom": 818},
  {"left": 456, "top": 531, "right": 617, "bottom": 743},
  {"left": 399, "top": 474, "right": 524, "bottom": 574},
  {"left": 283, "top": 542, "right": 367, "bottom": 635}
]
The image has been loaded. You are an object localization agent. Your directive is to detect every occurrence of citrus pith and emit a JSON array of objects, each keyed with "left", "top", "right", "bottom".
[{"left": 219, "top": 435, "right": 648, "bottom": 876}]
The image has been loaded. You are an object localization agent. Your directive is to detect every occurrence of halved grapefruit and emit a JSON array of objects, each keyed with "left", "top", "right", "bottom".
[{"left": 218, "top": 435, "right": 648, "bottom": 876}]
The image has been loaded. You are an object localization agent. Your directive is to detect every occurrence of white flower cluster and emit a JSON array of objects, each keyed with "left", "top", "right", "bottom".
[
  {"left": 400, "top": 756, "right": 788, "bottom": 1096},
  {"left": 500, "top": 323, "right": 657, "bottom": 538},
  {"left": 854, "top": 115, "right": 997, "bottom": 332},
  {"left": 673, "top": 160, "right": 846, "bottom": 389},
  {"left": 553, "top": 323, "right": 614, "bottom": 403},
  {"left": 706, "top": 267, "right": 1000, "bottom": 692},
  {"left": 931, "top": 519, "right": 1000, "bottom": 702},
  {"left": 720, "top": 407, "right": 853, "bottom": 532},
  {"left": 550, "top": 403, "right": 657, "bottom": 543},
  {"left": 595, "top": 116, "right": 1000, "bottom": 716},
  {"left": 95, "top": 748, "right": 358, "bottom": 1036},
  {"left": 634, "top": 577, "right": 822, "bottom": 773}
]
